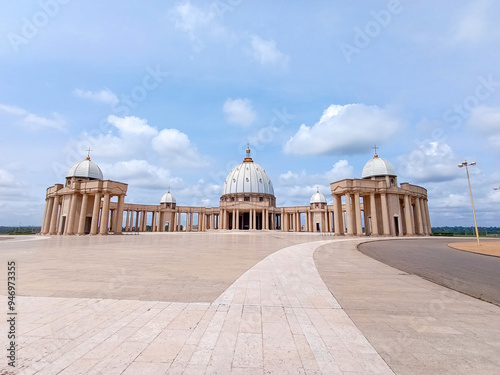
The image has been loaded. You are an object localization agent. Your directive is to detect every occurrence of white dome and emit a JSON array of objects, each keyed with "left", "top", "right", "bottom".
[
  {"left": 66, "top": 158, "right": 103, "bottom": 180},
  {"left": 310, "top": 190, "right": 327, "bottom": 204},
  {"left": 160, "top": 191, "right": 176, "bottom": 204},
  {"left": 222, "top": 149, "right": 274, "bottom": 196},
  {"left": 362, "top": 155, "right": 397, "bottom": 179}
]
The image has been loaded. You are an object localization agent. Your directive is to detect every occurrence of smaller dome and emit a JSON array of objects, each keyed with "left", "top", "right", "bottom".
[
  {"left": 66, "top": 157, "right": 103, "bottom": 180},
  {"left": 160, "top": 190, "right": 176, "bottom": 204},
  {"left": 310, "top": 190, "right": 327, "bottom": 204},
  {"left": 362, "top": 155, "right": 397, "bottom": 179}
]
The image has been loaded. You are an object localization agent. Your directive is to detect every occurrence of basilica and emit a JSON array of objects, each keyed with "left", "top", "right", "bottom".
[{"left": 40, "top": 147, "right": 431, "bottom": 236}]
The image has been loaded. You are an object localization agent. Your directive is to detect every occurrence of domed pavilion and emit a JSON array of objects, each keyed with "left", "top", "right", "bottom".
[
  {"left": 41, "top": 151, "right": 128, "bottom": 236},
  {"left": 330, "top": 149, "right": 430, "bottom": 236}
]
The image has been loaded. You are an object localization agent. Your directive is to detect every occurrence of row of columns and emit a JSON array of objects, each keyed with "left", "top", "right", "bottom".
[
  {"left": 41, "top": 193, "right": 125, "bottom": 236},
  {"left": 41, "top": 194, "right": 431, "bottom": 236},
  {"left": 280, "top": 209, "right": 332, "bottom": 232},
  {"left": 218, "top": 208, "right": 274, "bottom": 230},
  {"left": 332, "top": 192, "right": 431, "bottom": 236},
  {"left": 122, "top": 210, "right": 223, "bottom": 232}
]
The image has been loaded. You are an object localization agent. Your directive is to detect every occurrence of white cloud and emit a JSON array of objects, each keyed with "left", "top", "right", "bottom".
[
  {"left": 71, "top": 116, "right": 207, "bottom": 169},
  {"left": 0, "top": 169, "right": 15, "bottom": 187},
  {"left": 152, "top": 128, "right": 208, "bottom": 168},
  {"left": 102, "top": 159, "right": 182, "bottom": 190},
  {"left": 284, "top": 104, "right": 401, "bottom": 155},
  {"left": 0, "top": 103, "right": 26, "bottom": 116},
  {"left": 173, "top": 1, "right": 214, "bottom": 36},
  {"left": 170, "top": 0, "right": 227, "bottom": 50},
  {"left": 0, "top": 103, "right": 66, "bottom": 131},
  {"left": 276, "top": 160, "right": 353, "bottom": 206},
  {"left": 324, "top": 160, "right": 353, "bottom": 182},
  {"left": 107, "top": 115, "right": 158, "bottom": 137},
  {"left": 73, "top": 88, "right": 119, "bottom": 105},
  {"left": 467, "top": 105, "right": 500, "bottom": 148},
  {"left": 222, "top": 98, "right": 256, "bottom": 126},
  {"left": 249, "top": 35, "right": 289, "bottom": 67},
  {"left": 397, "top": 142, "right": 459, "bottom": 183}
]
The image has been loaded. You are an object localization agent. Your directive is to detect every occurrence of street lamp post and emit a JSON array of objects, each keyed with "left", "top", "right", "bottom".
[{"left": 458, "top": 161, "right": 480, "bottom": 245}]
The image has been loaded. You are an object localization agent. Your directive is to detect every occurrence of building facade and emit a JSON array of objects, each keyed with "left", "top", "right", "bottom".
[{"left": 41, "top": 148, "right": 431, "bottom": 236}]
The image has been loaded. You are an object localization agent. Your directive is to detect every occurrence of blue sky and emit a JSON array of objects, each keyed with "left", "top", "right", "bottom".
[{"left": 1, "top": 0, "right": 500, "bottom": 227}]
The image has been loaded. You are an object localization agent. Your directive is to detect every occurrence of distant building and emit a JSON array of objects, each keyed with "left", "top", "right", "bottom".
[{"left": 41, "top": 147, "right": 431, "bottom": 236}]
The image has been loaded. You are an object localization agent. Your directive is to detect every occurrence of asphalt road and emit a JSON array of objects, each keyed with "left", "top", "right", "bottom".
[{"left": 359, "top": 238, "right": 500, "bottom": 306}]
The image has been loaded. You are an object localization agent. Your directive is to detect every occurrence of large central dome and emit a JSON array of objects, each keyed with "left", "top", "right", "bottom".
[{"left": 222, "top": 147, "right": 274, "bottom": 196}]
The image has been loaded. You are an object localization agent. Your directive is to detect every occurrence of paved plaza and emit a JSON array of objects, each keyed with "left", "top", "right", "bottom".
[{"left": 0, "top": 233, "right": 499, "bottom": 374}]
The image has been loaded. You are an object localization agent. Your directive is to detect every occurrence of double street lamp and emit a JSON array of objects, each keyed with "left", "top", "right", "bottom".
[{"left": 458, "top": 161, "right": 480, "bottom": 245}]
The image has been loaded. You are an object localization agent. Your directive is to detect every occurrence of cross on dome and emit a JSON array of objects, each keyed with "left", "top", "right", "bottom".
[
  {"left": 372, "top": 145, "right": 379, "bottom": 158},
  {"left": 86, "top": 147, "right": 93, "bottom": 160}
]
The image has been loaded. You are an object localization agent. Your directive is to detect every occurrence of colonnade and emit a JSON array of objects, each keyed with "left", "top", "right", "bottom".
[
  {"left": 280, "top": 208, "right": 333, "bottom": 232},
  {"left": 41, "top": 192, "right": 125, "bottom": 235},
  {"left": 331, "top": 191, "right": 431, "bottom": 237},
  {"left": 218, "top": 208, "right": 275, "bottom": 230}
]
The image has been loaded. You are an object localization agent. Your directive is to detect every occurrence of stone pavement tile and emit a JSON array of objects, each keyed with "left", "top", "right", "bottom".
[
  {"left": 85, "top": 340, "right": 149, "bottom": 375},
  {"left": 231, "top": 367, "right": 264, "bottom": 375},
  {"left": 205, "top": 345, "right": 234, "bottom": 374},
  {"left": 135, "top": 329, "right": 191, "bottom": 363},
  {"left": 232, "top": 332, "right": 263, "bottom": 368},
  {"left": 292, "top": 333, "right": 321, "bottom": 373},
  {"left": 120, "top": 361, "right": 170, "bottom": 375},
  {"left": 239, "top": 305, "right": 261, "bottom": 334},
  {"left": 163, "top": 343, "right": 197, "bottom": 374},
  {"left": 213, "top": 304, "right": 242, "bottom": 348}
]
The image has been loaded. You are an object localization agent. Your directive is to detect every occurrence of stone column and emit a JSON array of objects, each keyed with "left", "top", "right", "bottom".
[
  {"left": 369, "top": 193, "right": 378, "bottom": 236},
  {"left": 420, "top": 198, "right": 428, "bottom": 235},
  {"left": 42, "top": 197, "right": 54, "bottom": 234},
  {"left": 77, "top": 193, "right": 88, "bottom": 235},
  {"left": 99, "top": 193, "right": 111, "bottom": 235},
  {"left": 151, "top": 211, "right": 157, "bottom": 232},
  {"left": 252, "top": 209, "right": 256, "bottom": 230},
  {"left": 380, "top": 193, "right": 390, "bottom": 235},
  {"left": 354, "top": 193, "right": 362, "bottom": 235},
  {"left": 66, "top": 194, "right": 78, "bottom": 235},
  {"left": 108, "top": 210, "right": 114, "bottom": 232},
  {"left": 424, "top": 199, "right": 432, "bottom": 234},
  {"left": 172, "top": 211, "right": 177, "bottom": 232},
  {"left": 128, "top": 210, "right": 134, "bottom": 231},
  {"left": 49, "top": 195, "right": 60, "bottom": 235},
  {"left": 41, "top": 198, "right": 50, "bottom": 234},
  {"left": 404, "top": 195, "right": 414, "bottom": 236},
  {"left": 333, "top": 194, "right": 343, "bottom": 235},
  {"left": 414, "top": 197, "right": 423, "bottom": 235},
  {"left": 345, "top": 193, "right": 354, "bottom": 235},
  {"left": 125, "top": 210, "right": 130, "bottom": 232},
  {"left": 89, "top": 193, "right": 101, "bottom": 235}
]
